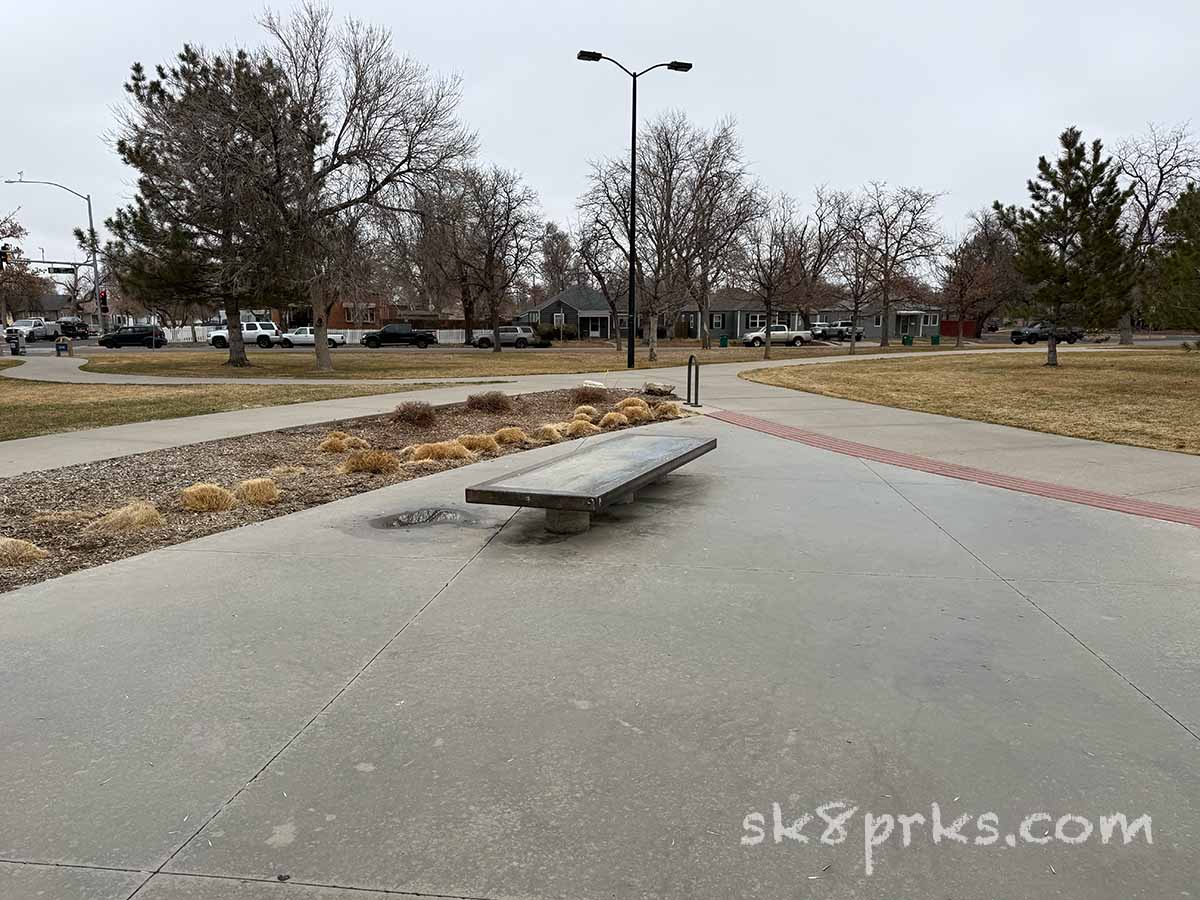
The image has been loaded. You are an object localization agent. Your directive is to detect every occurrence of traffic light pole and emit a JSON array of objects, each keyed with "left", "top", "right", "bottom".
[{"left": 85, "top": 193, "right": 105, "bottom": 334}]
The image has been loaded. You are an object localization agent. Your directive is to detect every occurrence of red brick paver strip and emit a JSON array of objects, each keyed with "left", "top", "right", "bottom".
[{"left": 709, "top": 409, "right": 1200, "bottom": 529}]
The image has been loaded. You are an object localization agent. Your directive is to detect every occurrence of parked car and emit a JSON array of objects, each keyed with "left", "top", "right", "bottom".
[
  {"left": 56, "top": 316, "right": 96, "bottom": 339},
  {"left": 827, "top": 320, "right": 865, "bottom": 341},
  {"left": 1010, "top": 323, "right": 1084, "bottom": 345},
  {"left": 471, "top": 325, "right": 536, "bottom": 349},
  {"left": 360, "top": 322, "right": 438, "bottom": 349},
  {"left": 741, "top": 324, "right": 813, "bottom": 347},
  {"left": 5, "top": 317, "right": 59, "bottom": 342},
  {"left": 97, "top": 325, "right": 168, "bottom": 349},
  {"left": 280, "top": 327, "right": 346, "bottom": 348},
  {"left": 208, "top": 321, "right": 282, "bottom": 349}
]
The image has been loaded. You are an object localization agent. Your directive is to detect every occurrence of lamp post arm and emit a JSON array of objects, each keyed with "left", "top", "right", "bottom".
[
  {"left": 598, "top": 55, "right": 635, "bottom": 78},
  {"left": 4, "top": 178, "right": 89, "bottom": 203}
]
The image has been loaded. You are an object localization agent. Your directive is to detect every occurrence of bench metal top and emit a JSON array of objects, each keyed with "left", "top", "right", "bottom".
[{"left": 465, "top": 433, "right": 716, "bottom": 512}]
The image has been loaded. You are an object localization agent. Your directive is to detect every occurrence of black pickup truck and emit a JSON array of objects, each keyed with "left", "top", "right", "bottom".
[
  {"left": 359, "top": 323, "right": 439, "bottom": 349},
  {"left": 1010, "top": 323, "right": 1085, "bottom": 344}
]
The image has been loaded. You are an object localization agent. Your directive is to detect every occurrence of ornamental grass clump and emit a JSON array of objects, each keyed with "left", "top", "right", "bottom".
[
  {"left": 565, "top": 419, "right": 601, "bottom": 437},
  {"left": 84, "top": 501, "right": 164, "bottom": 534},
  {"left": 180, "top": 483, "right": 237, "bottom": 512},
  {"left": 493, "top": 426, "right": 529, "bottom": 445},
  {"left": 339, "top": 449, "right": 403, "bottom": 475},
  {"left": 235, "top": 478, "right": 281, "bottom": 506},
  {"left": 393, "top": 400, "right": 437, "bottom": 427},
  {"left": 599, "top": 411, "right": 629, "bottom": 429},
  {"left": 0, "top": 537, "right": 49, "bottom": 567},
  {"left": 410, "top": 440, "right": 475, "bottom": 462},
  {"left": 458, "top": 433, "right": 501, "bottom": 453},
  {"left": 531, "top": 424, "right": 564, "bottom": 443},
  {"left": 466, "top": 391, "right": 512, "bottom": 413}
]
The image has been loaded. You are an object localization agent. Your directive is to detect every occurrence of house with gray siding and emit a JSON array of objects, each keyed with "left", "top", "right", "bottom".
[{"left": 515, "top": 284, "right": 615, "bottom": 339}]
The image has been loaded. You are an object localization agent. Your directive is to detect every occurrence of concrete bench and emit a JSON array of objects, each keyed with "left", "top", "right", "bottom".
[{"left": 465, "top": 433, "right": 717, "bottom": 533}]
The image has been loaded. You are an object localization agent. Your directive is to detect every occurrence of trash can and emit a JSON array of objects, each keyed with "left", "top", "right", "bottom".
[
  {"left": 902, "top": 335, "right": 914, "bottom": 347},
  {"left": 930, "top": 334, "right": 940, "bottom": 346},
  {"left": 55, "top": 338, "right": 70, "bottom": 357},
  {"left": 719, "top": 335, "right": 728, "bottom": 348}
]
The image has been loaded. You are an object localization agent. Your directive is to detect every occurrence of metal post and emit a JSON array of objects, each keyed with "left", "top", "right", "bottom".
[
  {"left": 85, "top": 194, "right": 105, "bottom": 335},
  {"left": 627, "top": 73, "right": 637, "bottom": 370}
]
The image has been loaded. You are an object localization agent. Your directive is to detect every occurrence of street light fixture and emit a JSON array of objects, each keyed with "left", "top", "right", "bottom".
[
  {"left": 3, "top": 177, "right": 106, "bottom": 335},
  {"left": 576, "top": 50, "right": 693, "bottom": 368}
]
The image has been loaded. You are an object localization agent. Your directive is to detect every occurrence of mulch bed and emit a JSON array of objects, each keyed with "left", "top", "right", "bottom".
[{"left": 0, "top": 387, "right": 679, "bottom": 593}]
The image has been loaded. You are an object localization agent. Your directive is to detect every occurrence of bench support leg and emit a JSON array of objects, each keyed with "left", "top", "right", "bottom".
[
  {"left": 613, "top": 491, "right": 636, "bottom": 506},
  {"left": 545, "top": 509, "right": 591, "bottom": 534}
]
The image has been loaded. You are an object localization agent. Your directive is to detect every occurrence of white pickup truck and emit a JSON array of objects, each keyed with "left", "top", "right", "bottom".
[
  {"left": 207, "top": 321, "right": 282, "bottom": 349},
  {"left": 741, "top": 323, "right": 812, "bottom": 347},
  {"left": 5, "top": 317, "right": 60, "bottom": 342},
  {"left": 280, "top": 327, "right": 346, "bottom": 348}
]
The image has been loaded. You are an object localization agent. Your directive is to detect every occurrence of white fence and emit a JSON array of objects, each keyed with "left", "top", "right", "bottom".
[{"left": 156, "top": 325, "right": 472, "bottom": 346}]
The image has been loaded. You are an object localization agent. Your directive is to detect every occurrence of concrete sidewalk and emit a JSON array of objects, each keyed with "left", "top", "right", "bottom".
[{"left": 3, "top": 418, "right": 1198, "bottom": 898}]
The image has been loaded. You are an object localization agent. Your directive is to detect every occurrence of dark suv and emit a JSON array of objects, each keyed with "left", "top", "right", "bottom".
[
  {"left": 360, "top": 323, "right": 438, "bottom": 349},
  {"left": 98, "top": 325, "right": 169, "bottom": 349},
  {"left": 1010, "top": 323, "right": 1085, "bottom": 345}
]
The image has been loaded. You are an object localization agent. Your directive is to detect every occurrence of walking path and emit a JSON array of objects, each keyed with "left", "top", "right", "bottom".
[{"left": 3, "top": 346, "right": 1197, "bottom": 510}]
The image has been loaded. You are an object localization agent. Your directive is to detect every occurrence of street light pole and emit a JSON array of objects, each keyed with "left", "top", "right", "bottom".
[
  {"left": 576, "top": 51, "right": 692, "bottom": 369},
  {"left": 4, "top": 177, "right": 105, "bottom": 333}
]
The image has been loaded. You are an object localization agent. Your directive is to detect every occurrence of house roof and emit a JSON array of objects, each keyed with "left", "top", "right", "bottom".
[{"left": 535, "top": 284, "right": 614, "bottom": 313}]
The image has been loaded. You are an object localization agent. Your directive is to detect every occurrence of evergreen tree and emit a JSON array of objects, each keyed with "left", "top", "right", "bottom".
[
  {"left": 1147, "top": 185, "right": 1200, "bottom": 330},
  {"left": 995, "top": 127, "right": 1131, "bottom": 366}
]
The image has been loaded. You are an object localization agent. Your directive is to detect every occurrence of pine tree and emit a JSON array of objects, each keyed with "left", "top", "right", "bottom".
[
  {"left": 1148, "top": 186, "right": 1200, "bottom": 330},
  {"left": 995, "top": 127, "right": 1131, "bottom": 366}
]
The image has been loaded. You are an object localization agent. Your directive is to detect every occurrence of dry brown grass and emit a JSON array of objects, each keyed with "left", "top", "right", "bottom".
[
  {"left": 621, "top": 404, "right": 653, "bottom": 424},
  {"left": 571, "top": 384, "right": 609, "bottom": 404},
  {"left": 599, "top": 411, "right": 629, "bottom": 429},
  {"left": 32, "top": 509, "right": 95, "bottom": 526},
  {"left": 410, "top": 439, "right": 475, "bottom": 462},
  {"left": 531, "top": 424, "right": 564, "bottom": 443},
  {"left": 338, "top": 449, "right": 403, "bottom": 475},
  {"left": 466, "top": 390, "right": 512, "bottom": 413},
  {"left": 742, "top": 351, "right": 1200, "bottom": 455},
  {"left": 565, "top": 419, "right": 602, "bottom": 437},
  {"left": 458, "top": 433, "right": 502, "bottom": 453},
  {"left": 180, "top": 483, "right": 237, "bottom": 512},
  {"left": 653, "top": 401, "right": 683, "bottom": 420},
  {"left": 0, "top": 537, "right": 49, "bottom": 566},
  {"left": 270, "top": 464, "right": 307, "bottom": 479},
  {"left": 235, "top": 478, "right": 281, "bottom": 506},
  {"left": 85, "top": 501, "right": 165, "bottom": 534},
  {"left": 493, "top": 426, "right": 529, "bottom": 445},
  {"left": 615, "top": 396, "right": 651, "bottom": 412},
  {"left": 319, "top": 433, "right": 349, "bottom": 453},
  {"left": 393, "top": 400, "right": 437, "bottom": 427},
  {"left": 574, "top": 405, "right": 600, "bottom": 420}
]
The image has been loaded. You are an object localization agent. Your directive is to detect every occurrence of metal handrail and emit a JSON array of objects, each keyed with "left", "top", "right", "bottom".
[{"left": 686, "top": 355, "right": 700, "bottom": 407}]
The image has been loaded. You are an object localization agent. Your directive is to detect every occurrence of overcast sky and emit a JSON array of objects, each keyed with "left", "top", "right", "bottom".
[{"left": 2, "top": 0, "right": 1197, "bottom": 264}]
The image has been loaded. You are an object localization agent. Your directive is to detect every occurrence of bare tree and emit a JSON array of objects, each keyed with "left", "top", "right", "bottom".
[
  {"left": 1116, "top": 123, "right": 1200, "bottom": 343},
  {"left": 260, "top": 2, "right": 474, "bottom": 370},
  {"left": 939, "top": 229, "right": 991, "bottom": 348},
  {"left": 575, "top": 216, "right": 627, "bottom": 351},
  {"left": 539, "top": 221, "right": 577, "bottom": 295},
  {"left": 835, "top": 204, "right": 877, "bottom": 356},
  {"left": 743, "top": 193, "right": 800, "bottom": 359},
  {"left": 858, "top": 183, "right": 942, "bottom": 346},
  {"left": 791, "top": 187, "right": 851, "bottom": 327}
]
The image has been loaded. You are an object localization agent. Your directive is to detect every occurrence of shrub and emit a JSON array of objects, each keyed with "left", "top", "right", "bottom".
[
  {"left": 622, "top": 404, "right": 653, "bottom": 424},
  {"left": 458, "top": 433, "right": 501, "bottom": 453},
  {"left": 531, "top": 424, "right": 564, "bottom": 443},
  {"left": 565, "top": 419, "right": 602, "bottom": 437},
  {"left": 574, "top": 405, "right": 599, "bottom": 420},
  {"left": 410, "top": 440, "right": 475, "bottom": 461},
  {"left": 339, "top": 449, "right": 403, "bottom": 475},
  {"left": 599, "top": 411, "right": 629, "bottom": 429},
  {"left": 616, "top": 396, "right": 651, "bottom": 412},
  {"left": 180, "top": 483, "right": 237, "bottom": 512},
  {"left": 85, "top": 501, "right": 164, "bottom": 534},
  {"left": 573, "top": 411, "right": 596, "bottom": 422},
  {"left": 319, "top": 434, "right": 349, "bottom": 453},
  {"left": 0, "top": 537, "right": 48, "bottom": 567},
  {"left": 653, "top": 401, "right": 683, "bottom": 420},
  {"left": 572, "top": 384, "right": 608, "bottom": 405},
  {"left": 393, "top": 400, "right": 438, "bottom": 427},
  {"left": 494, "top": 426, "right": 529, "bottom": 445},
  {"left": 235, "top": 478, "right": 281, "bottom": 506},
  {"left": 466, "top": 390, "right": 512, "bottom": 413}
]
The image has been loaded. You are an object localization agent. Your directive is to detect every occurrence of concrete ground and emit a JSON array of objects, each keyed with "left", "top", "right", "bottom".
[{"left": 3, "top": 414, "right": 1199, "bottom": 899}]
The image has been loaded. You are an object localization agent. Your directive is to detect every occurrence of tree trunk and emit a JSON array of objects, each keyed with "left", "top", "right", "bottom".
[
  {"left": 647, "top": 313, "right": 657, "bottom": 362},
  {"left": 461, "top": 280, "right": 475, "bottom": 344},
  {"left": 222, "top": 297, "right": 249, "bottom": 367},
  {"left": 699, "top": 262, "right": 711, "bottom": 350},
  {"left": 312, "top": 297, "right": 334, "bottom": 371},
  {"left": 1118, "top": 311, "right": 1134, "bottom": 346},
  {"left": 490, "top": 303, "right": 501, "bottom": 353},
  {"left": 190, "top": 322, "right": 198, "bottom": 344},
  {"left": 1045, "top": 333, "right": 1058, "bottom": 367},
  {"left": 954, "top": 316, "right": 963, "bottom": 349},
  {"left": 878, "top": 291, "right": 890, "bottom": 347},
  {"left": 611, "top": 307, "right": 622, "bottom": 351},
  {"left": 763, "top": 302, "right": 772, "bottom": 360}
]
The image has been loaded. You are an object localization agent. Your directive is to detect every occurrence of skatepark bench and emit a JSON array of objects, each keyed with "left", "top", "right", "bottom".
[{"left": 465, "top": 433, "right": 717, "bottom": 534}]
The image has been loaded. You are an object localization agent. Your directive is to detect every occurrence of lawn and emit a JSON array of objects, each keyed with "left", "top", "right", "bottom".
[
  {"left": 0, "top": 379, "right": 446, "bottom": 442},
  {"left": 77, "top": 343, "right": 967, "bottom": 380},
  {"left": 741, "top": 350, "right": 1200, "bottom": 455}
]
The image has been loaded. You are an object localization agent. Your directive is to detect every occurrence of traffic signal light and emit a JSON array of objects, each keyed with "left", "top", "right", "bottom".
[
  {"left": 99, "top": 288, "right": 109, "bottom": 314},
  {"left": 0, "top": 246, "right": 10, "bottom": 266}
]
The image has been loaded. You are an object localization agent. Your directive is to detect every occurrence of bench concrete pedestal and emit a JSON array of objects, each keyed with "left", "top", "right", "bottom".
[{"left": 545, "top": 509, "right": 592, "bottom": 534}]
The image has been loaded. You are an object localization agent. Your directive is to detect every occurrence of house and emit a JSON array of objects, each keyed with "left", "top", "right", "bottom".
[
  {"left": 677, "top": 288, "right": 812, "bottom": 341},
  {"left": 808, "top": 302, "right": 943, "bottom": 341},
  {"left": 515, "top": 284, "right": 615, "bottom": 339}
]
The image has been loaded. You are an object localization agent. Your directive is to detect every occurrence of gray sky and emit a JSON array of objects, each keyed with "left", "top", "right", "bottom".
[{"left": 2, "top": 0, "right": 1197, "bottom": 264}]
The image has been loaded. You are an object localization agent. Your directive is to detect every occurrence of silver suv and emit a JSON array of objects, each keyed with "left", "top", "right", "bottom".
[{"left": 472, "top": 325, "right": 536, "bottom": 349}]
